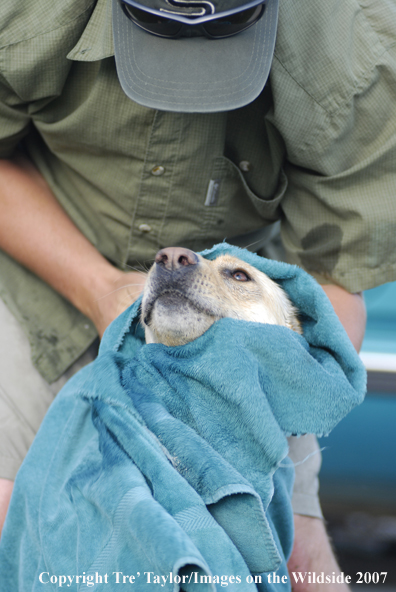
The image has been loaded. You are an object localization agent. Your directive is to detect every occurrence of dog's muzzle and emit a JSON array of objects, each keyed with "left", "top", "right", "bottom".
[{"left": 143, "top": 247, "right": 202, "bottom": 325}]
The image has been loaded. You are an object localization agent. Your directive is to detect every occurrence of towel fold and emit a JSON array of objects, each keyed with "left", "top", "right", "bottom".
[{"left": 0, "top": 244, "right": 366, "bottom": 592}]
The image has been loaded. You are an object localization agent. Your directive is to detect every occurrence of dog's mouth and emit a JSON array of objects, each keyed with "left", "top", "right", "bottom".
[{"left": 143, "top": 288, "right": 217, "bottom": 327}]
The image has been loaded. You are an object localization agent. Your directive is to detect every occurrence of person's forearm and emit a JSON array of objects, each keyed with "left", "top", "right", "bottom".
[
  {"left": 287, "top": 284, "right": 366, "bottom": 592},
  {"left": 321, "top": 284, "right": 366, "bottom": 352},
  {"left": 0, "top": 155, "right": 145, "bottom": 336},
  {"left": 0, "top": 155, "right": 121, "bottom": 320}
]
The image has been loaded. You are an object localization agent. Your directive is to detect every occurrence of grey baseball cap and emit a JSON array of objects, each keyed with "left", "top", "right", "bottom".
[{"left": 112, "top": 0, "right": 279, "bottom": 113}]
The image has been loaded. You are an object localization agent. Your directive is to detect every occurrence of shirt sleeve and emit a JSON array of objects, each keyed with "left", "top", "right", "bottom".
[
  {"left": 0, "top": 73, "right": 31, "bottom": 158},
  {"left": 269, "top": 0, "right": 396, "bottom": 292}
]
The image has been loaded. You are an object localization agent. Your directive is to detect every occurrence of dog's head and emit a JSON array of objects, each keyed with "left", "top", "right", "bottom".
[{"left": 141, "top": 247, "right": 301, "bottom": 346}]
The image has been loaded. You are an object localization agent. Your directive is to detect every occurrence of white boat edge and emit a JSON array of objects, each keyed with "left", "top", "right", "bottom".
[{"left": 359, "top": 352, "right": 396, "bottom": 373}]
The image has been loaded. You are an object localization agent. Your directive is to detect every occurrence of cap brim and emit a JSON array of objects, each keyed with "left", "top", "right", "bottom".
[{"left": 112, "top": 0, "right": 278, "bottom": 113}]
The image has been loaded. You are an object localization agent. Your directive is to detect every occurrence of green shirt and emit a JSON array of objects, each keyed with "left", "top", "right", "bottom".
[{"left": 1, "top": 0, "right": 395, "bottom": 381}]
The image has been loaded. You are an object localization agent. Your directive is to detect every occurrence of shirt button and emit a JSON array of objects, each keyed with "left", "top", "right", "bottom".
[
  {"left": 138, "top": 223, "right": 152, "bottom": 233},
  {"left": 151, "top": 165, "right": 165, "bottom": 176},
  {"left": 239, "top": 160, "right": 251, "bottom": 172}
]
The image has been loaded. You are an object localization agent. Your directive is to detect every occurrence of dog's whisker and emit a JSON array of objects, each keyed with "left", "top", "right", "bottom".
[
  {"left": 125, "top": 258, "right": 154, "bottom": 272},
  {"left": 239, "top": 238, "right": 267, "bottom": 251},
  {"left": 95, "top": 284, "right": 145, "bottom": 302},
  {"left": 105, "top": 256, "right": 150, "bottom": 275},
  {"left": 123, "top": 264, "right": 150, "bottom": 275}
]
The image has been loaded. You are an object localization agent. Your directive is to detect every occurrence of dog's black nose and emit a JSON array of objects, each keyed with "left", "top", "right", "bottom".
[{"left": 155, "top": 247, "right": 199, "bottom": 271}]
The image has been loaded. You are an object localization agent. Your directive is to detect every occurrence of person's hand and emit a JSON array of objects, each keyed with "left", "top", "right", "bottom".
[
  {"left": 89, "top": 270, "right": 147, "bottom": 338},
  {"left": 288, "top": 515, "right": 350, "bottom": 592},
  {"left": 0, "top": 156, "right": 149, "bottom": 340}
]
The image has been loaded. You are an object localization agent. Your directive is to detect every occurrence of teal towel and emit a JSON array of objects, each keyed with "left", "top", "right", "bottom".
[{"left": 0, "top": 244, "right": 366, "bottom": 592}]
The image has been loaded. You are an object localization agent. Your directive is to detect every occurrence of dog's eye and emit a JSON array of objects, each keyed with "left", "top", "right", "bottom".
[{"left": 232, "top": 270, "right": 250, "bottom": 282}]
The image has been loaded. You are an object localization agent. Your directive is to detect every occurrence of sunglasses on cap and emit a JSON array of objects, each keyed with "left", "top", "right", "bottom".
[{"left": 120, "top": 0, "right": 266, "bottom": 39}]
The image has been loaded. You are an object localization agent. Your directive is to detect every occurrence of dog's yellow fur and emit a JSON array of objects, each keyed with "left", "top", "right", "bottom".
[{"left": 142, "top": 248, "right": 301, "bottom": 346}]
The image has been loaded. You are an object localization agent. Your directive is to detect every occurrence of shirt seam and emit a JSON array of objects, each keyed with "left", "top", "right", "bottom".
[
  {"left": 124, "top": 111, "right": 159, "bottom": 267},
  {"left": 0, "top": 6, "right": 93, "bottom": 52},
  {"left": 157, "top": 115, "right": 185, "bottom": 247},
  {"left": 272, "top": 55, "right": 330, "bottom": 114},
  {"left": 273, "top": 42, "right": 390, "bottom": 120}
]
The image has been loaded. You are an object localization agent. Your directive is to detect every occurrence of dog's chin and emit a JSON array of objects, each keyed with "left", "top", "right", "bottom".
[{"left": 144, "top": 292, "right": 217, "bottom": 346}]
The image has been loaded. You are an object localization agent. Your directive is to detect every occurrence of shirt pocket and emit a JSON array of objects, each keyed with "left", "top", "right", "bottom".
[
  {"left": 200, "top": 156, "right": 288, "bottom": 246},
  {"left": 205, "top": 157, "right": 287, "bottom": 222}
]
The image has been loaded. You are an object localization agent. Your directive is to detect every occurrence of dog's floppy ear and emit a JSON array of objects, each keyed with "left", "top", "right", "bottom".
[
  {"left": 277, "top": 288, "right": 302, "bottom": 334},
  {"left": 285, "top": 312, "right": 302, "bottom": 334}
]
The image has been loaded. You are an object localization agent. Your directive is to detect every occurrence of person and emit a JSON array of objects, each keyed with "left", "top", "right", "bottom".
[{"left": 0, "top": 0, "right": 395, "bottom": 588}]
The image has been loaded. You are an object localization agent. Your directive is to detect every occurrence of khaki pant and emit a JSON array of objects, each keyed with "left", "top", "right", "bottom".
[{"left": 0, "top": 298, "right": 322, "bottom": 518}]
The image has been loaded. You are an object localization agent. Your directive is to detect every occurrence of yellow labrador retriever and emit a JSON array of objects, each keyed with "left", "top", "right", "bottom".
[{"left": 142, "top": 247, "right": 301, "bottom": 346}]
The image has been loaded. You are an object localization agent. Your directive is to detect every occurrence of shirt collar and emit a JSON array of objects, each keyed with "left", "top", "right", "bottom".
[{"left": 67, "top": 0, "right": 114, "bottom": 61}]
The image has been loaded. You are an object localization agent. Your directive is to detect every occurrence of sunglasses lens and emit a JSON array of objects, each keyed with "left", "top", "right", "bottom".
[
  {"left": 123, "top": 4, "right": 182, "bottom": 36},
  {"left": 122, "top": 1, "right": 265, "bottom": 39},
  {"left": 204, "top": 4, "right": 264, "bottom": 38}
]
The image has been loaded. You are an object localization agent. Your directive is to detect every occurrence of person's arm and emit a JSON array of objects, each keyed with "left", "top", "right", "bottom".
[
  {"left": 287, "top": 284, "right": 366, "bottom": 592},
  {"left": 0, "top": 155, "right": 147, "bottom": 537},
  {"left": 321, "top": 285, "right": 366, "bottom": 353},
  {"left": 0, "top": 155, "right": 146, "bottom": 336}
]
